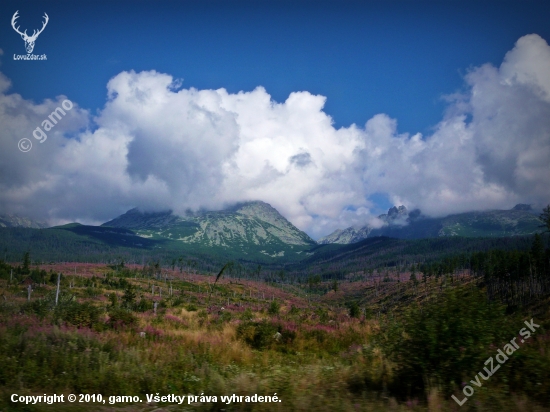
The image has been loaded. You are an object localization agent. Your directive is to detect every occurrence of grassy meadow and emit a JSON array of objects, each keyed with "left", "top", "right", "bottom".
[{"left": 1, "top": 261, "right": 549, "bottom": 411}]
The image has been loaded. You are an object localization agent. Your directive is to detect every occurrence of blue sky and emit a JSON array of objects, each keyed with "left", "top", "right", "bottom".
[
  {"left": 1, "top": 0, "right": 550, "bottom": 238},
  {"left": 3, "top": 0, "right": 549, "bottom": 133}
]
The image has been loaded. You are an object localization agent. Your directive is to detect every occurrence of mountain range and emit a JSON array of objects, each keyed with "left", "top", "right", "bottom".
[
  {"left": 0, "top": 201, "right": 545, "bottom": 268},
  {"left": 101, "top": 201, "right": 543, "bottom": 250},
  {"left": 0, "top": 202, "right": 544, "bottom": 259},
  {"left": 0, "top": 214, "right": 48, "bottom": 229},
  {"left": 318, "top": 204, "right": 543, "bottom": 244}
]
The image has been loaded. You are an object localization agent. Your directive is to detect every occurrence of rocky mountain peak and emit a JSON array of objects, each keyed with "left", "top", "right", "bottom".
[
  {"left": 317, "top": 226, "right": 372, "bottom": 245},
  {"left": 378, "top": 205, "right": 409, "bottom": 224},
  {"left": 0, "top": 213, "right": 49, "bottom": 229},
  {"left": 100, "top": 200, "right": 315, "bottom": 251},
  {"left": 387, "top": 205, "right": 408, "bottom": 218},
  {"left": 512, "top": 204, "right": 532, "bottom": 211},
  {"left": 233, "top": 201, "right": 287, "bottom": 229},
  {"left": 102, "top": 207, "right": 177, "bottom": 229}
]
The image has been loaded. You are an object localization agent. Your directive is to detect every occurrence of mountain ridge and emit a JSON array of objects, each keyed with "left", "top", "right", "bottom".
[
  {"left": 318, "top": 204, "right": 543, "bottom": 244},
  {"left": 1, "top": 202, "right": 544, "bottom": 252},
  {"left": 0, "top": 213, "right": 49, "bottom": 229},
  {"left": 101, "top": 201, "right": 316, "bottom": 256}
]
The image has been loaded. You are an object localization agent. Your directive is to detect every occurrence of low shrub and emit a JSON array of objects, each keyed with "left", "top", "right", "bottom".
[
  {"left": 171, "top": 296, "right": 186, "bottom": 307},
  {"left": 375, "top": 286, "right": 515, "bottom": 399},
  {"left": 135, "top": 298, "right": 153, "bottom": 312},
  {"left": 56, "top": 301, "right": 103, "bottom": 328},
  {"left": 83, "top": 286, "right": 101, "bottom": 297},
  {"left": 236, "top": 320, "right": 295, "bottom": 350},
  {"left": 289, "top": 305, "right": 300, "bottom": 315},
  {"left": 316, "top": 308, "right": 330, "bottom": 323},
  {"left": 186, "top": 303, "right": 198, "bottom": 312},
  {"left": 218, "top": 310, "right": 232, "bottom": 323},
  {"left": 237, "top": 321, "right": 279, "bottom": 349},
  {"left": 268, "top": 300, "right": 280, "bottom": 315},
  {"left": 348, "top": 301, "right": 360, "bottom": 318},
  {"left": 107, "top": 307, "right": 137, "bottom": 330},
  {"left": 240, "top": 308, "right": 253, "bottom": 320},
  {"left": 22, "top": 298, "right": 50, "bottom": 319}
]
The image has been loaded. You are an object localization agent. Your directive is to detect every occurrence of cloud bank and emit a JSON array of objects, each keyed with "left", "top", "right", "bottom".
[{"left": 0, "top": 34, "right": 549, "bottom": 239}]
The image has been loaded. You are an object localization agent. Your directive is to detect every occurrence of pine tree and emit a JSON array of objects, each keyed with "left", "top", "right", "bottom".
[
  {"left": 122, "top": 285, "right": 137, "bottom": 309},
  {"left": 22, "top": 251, "right": 31, "bottom": 275},
  {"left": 348, "top": 301, "right": 360, "bottom": 318},
  {"left": 531, "top": 234, "right": 545, "bottom": 276},
  {"left": 539, "top": 204, "right": 550, "bottom": 232}
]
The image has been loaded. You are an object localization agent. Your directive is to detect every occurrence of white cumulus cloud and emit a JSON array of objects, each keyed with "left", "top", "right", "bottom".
[{"left": 0, "top": 34, "right": 549, "bottom": 239}]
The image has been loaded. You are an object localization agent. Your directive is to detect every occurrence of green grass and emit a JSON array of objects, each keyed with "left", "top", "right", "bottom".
[{"left": 1, "top": 262, "right": 550, "bottom": 411}]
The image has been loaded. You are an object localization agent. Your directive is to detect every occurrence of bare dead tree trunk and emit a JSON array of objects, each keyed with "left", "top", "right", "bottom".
[{"left": 55, "top": 273, "right": 60, "bottom": 306}]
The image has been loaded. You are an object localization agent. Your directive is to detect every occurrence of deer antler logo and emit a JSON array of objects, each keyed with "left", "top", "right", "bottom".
[{"left": 11, "top": 11, "right": 49, "bottom": 54}]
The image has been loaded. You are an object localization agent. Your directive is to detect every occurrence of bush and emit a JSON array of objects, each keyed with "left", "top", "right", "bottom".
[
  {"left": 236, "top": 320, "right": 296, "bottom": 350},
  {"left": 22, "top": 298, "right": 51, "bottom": 319},
  {"left": 55, "top": 301, "right": 103, "bottom": 328},
  {"left": 135, "top": 298, "right": 153, "bottom": 312},
  {"left": 23, "top": 291, "right": 100, "bottom": 326},
  {"left": 84, "top": 286, "right": 101, "bottom": 298},
  {"left": 171, "top": 296, "right": 185, "bottom": 307},
  {"left": 107, "top": 308, "right": 137, "bottom": 330},
  {"left": 268, "top": 300, "right": 280, "bottom": 315},
  {"left": 506, "top": 342, "right": 550, "bottom": 404},
  {"left": 348, "top": 301, "right": 360, "bottom": 318},
  {"left": 108, "top": 292, "right": 118, "bottom": 307},
  {"left": 316, "top": 308, "right": 330, "bottom": 323},
  {"left": 122, "top": 285, "right": 136, "bottom": 309},
  {"left": 304, "top": 328, "right": 328, "bottom": 344},
  {"left": 240, "top": 308, "right": 253, "bottom": 320},
  {"left": 376, "top": 286, "right": 513, "bottom": 398},
  {"left": 237, "top": 321, "right": 279, "bottom": 350},
  {"left": 186, "top": 303, "right": 198, "bottom": 312},
  {"left": 218, "top": 310, "right": 232, "bottom": 323}
]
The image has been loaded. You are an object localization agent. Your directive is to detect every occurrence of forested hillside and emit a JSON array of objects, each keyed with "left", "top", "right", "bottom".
[{"left": 1, "top": 229, "right": 549, "bottom": 410}]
